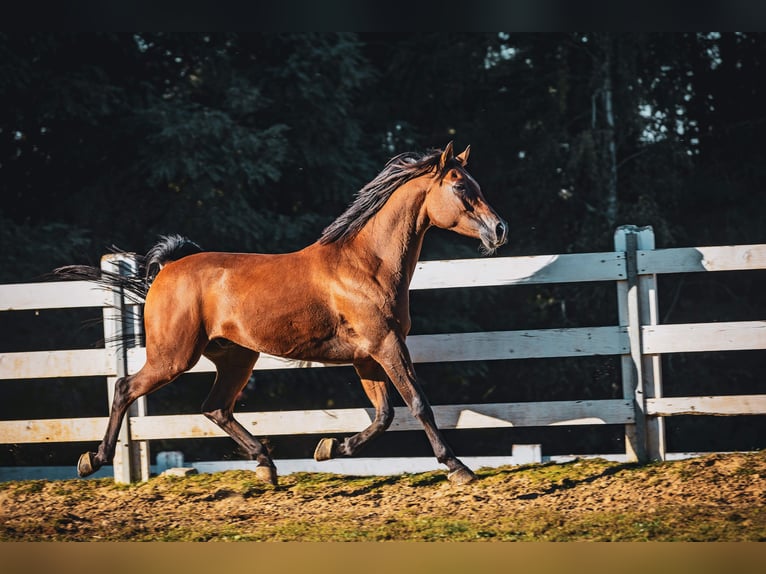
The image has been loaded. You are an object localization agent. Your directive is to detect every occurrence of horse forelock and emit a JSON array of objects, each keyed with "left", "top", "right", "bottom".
[{"left": 319, "top": 149, "right": 443, "bottom": 245}]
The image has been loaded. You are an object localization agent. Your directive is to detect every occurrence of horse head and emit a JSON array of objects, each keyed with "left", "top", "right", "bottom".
[{"left": 424, "top": 142, "right": 508, "bottom": 254}]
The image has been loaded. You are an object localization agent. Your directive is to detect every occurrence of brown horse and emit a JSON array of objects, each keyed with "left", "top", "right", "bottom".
[{"left": 68, "top": 142, "right": 508, "bottom": 485}]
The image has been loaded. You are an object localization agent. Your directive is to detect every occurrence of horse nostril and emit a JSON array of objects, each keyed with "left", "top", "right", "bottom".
[{"left": 495, "top": 220, "right": 508, "bottom": 243}]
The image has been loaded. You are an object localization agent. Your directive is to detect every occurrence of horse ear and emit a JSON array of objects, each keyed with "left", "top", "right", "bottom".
[
  {"left": 439, "top": 141, "right": 454, "bottom": 170},
  {"left": 455, "top": 145, "right": 471, "bottom": 167}
]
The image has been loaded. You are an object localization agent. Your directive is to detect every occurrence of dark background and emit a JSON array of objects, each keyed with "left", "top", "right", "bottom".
[{"left": 1, "top": 33, "right": 764, "bottom": 467}]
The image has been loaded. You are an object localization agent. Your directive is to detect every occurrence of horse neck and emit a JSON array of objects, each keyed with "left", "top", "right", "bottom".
[{"left": 351, "top": 180, "right": 430, "bottom": 290}]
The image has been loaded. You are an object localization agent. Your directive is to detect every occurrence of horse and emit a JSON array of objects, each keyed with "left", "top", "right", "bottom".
[{"left": 57, "top": 142, "right": 508, "bottom": 486}]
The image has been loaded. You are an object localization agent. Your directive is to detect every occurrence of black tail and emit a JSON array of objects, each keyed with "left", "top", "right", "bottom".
[
  {"left": 144, "top": 234, "right": 203, "bottom": 284},
  {"left": 52, "top": 234, "right": 203, "bottom": 303}
]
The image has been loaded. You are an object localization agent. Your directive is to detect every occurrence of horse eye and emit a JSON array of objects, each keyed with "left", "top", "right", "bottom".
[{"left": 453, "top": 185, "right": 474, "bottom": 211}]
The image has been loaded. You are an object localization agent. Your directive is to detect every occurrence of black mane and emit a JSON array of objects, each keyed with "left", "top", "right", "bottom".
[{"left": 319, "top": 149, "right": 444, "bottom": 245}]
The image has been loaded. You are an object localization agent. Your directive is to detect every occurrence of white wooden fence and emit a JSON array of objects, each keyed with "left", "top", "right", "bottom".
[{"left": 1, "top": 225, "right": 765, "bottom": 483}]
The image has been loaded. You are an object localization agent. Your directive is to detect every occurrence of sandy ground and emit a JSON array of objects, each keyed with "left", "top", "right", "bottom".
[{"left": 1, "top": 450, "right": 764, "bottom": 541}]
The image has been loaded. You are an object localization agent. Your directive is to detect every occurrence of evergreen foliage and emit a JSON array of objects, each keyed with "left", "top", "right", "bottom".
[{"left": 1, "top": 33, "right": 764, "bottom": 464}]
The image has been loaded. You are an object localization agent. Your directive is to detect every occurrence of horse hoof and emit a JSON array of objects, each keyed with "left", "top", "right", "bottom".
[
  {"left": 447, "top": 467, "right": 477, "bottom": 486},
  {"left": 77, "top": 451, "right": 98, "bottom": 478},
  {"left": 313, "top": 438, "right": 339, "bottom": 461},
  {"left": 255, "top": 465, "right": 278, "bottom": 486}
]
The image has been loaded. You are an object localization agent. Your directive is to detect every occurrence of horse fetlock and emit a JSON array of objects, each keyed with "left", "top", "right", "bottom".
[
  {"left": 313, "top": 437, "right": 339, "bottom": 461},
  {"left": 338, "top": 436, "right": 361, "bottom": 457}
]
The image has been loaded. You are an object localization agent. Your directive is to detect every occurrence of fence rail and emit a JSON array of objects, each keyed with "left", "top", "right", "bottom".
[{"left": 1, "top": 225, "right": 765, "bottom": 482}]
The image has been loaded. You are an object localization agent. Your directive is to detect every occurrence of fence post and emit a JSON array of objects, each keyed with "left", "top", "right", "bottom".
[
  {"left": 614, "top": 225, "right": 665, "bottom": 462},
  {"left": 101, "top": 254, "right": 150, "bottom": 483}
]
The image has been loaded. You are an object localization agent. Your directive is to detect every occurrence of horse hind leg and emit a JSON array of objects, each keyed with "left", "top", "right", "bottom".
[
  {"left": 202, "top": 340, "right": 277, "bottom": 485},
  {"left": 78, "top": 362, "right": 189, "bottom": 478},
  {"left": 314, "top": 359, "right": 394, "bottom": 461}
]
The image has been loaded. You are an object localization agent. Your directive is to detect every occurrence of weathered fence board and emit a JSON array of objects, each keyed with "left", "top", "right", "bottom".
[
  {"left": 0, "top": 401, "right": 633, "bottom": 444},
  {"left": 0, "top": 348, "right": 113, "bottom": 380},
  {"left": 127, "top": 400, "right": 634, "bottom": 441},
  {"left": 642, "top": 321, "right": 766, "bottom": 354},
  {"left": 638, "top": 244, "right": 766, "bottom": 274},
  {"left": 0, "top": 325, "right": 629, "bottom": 381},
  {"left": 0, "top": 281, "right": 109, "bottom": 311},
  {"left": 646, "top": 395, "right": 766, "bottom": 416},
  {"left": 0, "top": 417, "right": 108, "bottom": 443},
  {"left": 411, "top": 252, "right": 626, "bottom": 289},
  {"left": 126, "top": 327, "right": 631, "bottom": 375},
  {"left": 407, "top": 328, "right": 629, "bottom": 362}
]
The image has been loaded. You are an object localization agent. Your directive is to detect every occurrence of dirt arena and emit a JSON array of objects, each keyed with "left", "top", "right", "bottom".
[{"left": 1, "top": 450, "right": 764, "bottom": 541}]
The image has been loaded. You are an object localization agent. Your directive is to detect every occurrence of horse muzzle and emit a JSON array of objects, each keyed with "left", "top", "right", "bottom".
[{"left": 480, "top": 217, "right": 509, "bottom": 253}]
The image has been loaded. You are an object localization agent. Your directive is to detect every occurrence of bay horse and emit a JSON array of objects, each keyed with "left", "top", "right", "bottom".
[{"left": 60, "top": 142, "right": 508, "bottom": 486}]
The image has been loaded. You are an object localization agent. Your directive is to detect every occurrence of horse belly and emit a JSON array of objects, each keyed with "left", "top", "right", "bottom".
[
  {"left": 220, "top": 305, "right": 359, "bottom": 365},
  {"left": 283, "top": 337, "right": 359, "bottom": 364},
  {"left": 244, "top": 328, "right": 359, "bottom": 365}
]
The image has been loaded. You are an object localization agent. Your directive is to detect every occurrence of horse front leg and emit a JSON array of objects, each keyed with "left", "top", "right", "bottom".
[{"left": 371, "top": 332, "right": 477, "bottom": 485}]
